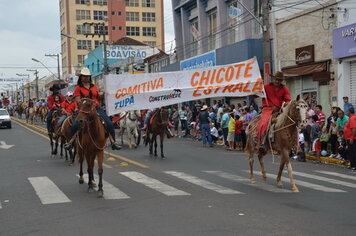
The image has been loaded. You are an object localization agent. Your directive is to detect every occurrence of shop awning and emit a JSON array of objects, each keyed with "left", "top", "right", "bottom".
[{"left": 282, "top": 60, "right": 330, "bottom": 77}]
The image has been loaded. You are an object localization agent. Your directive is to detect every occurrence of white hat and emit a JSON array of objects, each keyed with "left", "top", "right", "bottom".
[
  {"left": 80, "top": 67, "right": 91, "bottom": 76},
  {"left": 201, "top": 105, "right": 208, "bottom": 111},
  {"left": 66, "top": 91, "right": 73, "bottom": 96}
]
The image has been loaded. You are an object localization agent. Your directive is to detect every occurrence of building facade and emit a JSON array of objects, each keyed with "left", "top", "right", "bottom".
[
  {"left": 59, "top": 0, "right": 165, "bottom": 76},
  {"left": 275, "top": 1, "right": 338, "bottom": 115},
  {"left": 334, "top": 0, "right": 356, "bottom": 108}
]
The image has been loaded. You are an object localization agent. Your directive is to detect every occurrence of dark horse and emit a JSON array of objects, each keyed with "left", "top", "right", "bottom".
[
  {"left": 145, "top": 108, "right": 169, "bottom": 158},
  {"left": 76, "top": 98, "right": 107, "bottom": 197},
  {"left": 48, "top": 110, "right": 63, "bottom": 158},
  {"left": 59, "top": 115, "right": 76, "bottom": 164}
]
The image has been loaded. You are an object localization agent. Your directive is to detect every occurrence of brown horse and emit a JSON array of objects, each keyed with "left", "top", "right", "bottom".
[
  {"left": 15, "top": 104, "right": 24, "bottom": 119},
  {"left": 37, "top": 106, "right": 49, "bottom": 124},
  {"left": 145, "top": 108, "right": 169, "bottom": 158},
  {"left": 245, "top": 95, "right": 308, "bottom": 192},
  {"left": 60, "top": 115, "right": 76, "bottom": 164},
  {"left": 48, "top": 110, "right": 62, "bottom": 158},
  {"left": 76, "top": 98, "right": 108, "bottom": 197}
]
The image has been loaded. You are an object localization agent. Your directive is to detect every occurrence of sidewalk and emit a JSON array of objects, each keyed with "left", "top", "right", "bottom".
[{"left": 305, "top": 154, "right": 350, "bottom": 167}]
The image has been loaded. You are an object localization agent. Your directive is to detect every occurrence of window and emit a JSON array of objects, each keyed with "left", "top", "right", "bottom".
[
  {"left": 93, "top": 11, "right": 107, "bottom": 20},
  {"left": 60, "top": 13, "right": 65, "bottom": 26},
  {"left": 208, "top": 10, "right": 217, "bottom": 50},
  {"left": 118, "top": 11, "right": 121, "bottom": 16},
  {"left": 77, "top": 55, "right": 85, "bottom": 65},
  {"left": 142, "top": 0, "right": 155, "bottom": 7},
  {"left": 142, "top": 12, "right": 155, "bottom": 22},
  {"left": 94, "top": 25, "right": 108, "bottom": 35},
  {"left": 76, "top": 24, "right": 91, "bottom": 35},
  {"left": 77, "top": 40, "right": 92, "bottom": 50},
  {"left": 143, "top": 41, "right": 156, "bottom": 47},
  {"left": 61, "top": 42, "right": 67, "bottom": 54},
  {"left": 126, "top": 26, "right": 140, "bottom": 36},
  {"left": 76, "top": 0, "right": 88, "bottom": 4},
  {"left": 190, "top": 18, "right": 199, "bottom": 56},
  {"left": 143, "top": 27, "right": 156, "bottom": 37},
  {"left": 62, "top": 57, "right": 67, "bottom": 68},
  {"left": 59, "top": 0, "right": 64, "bottom": 10},
  {"left": 126, "top": 12, "right": 139, "bottom": 21},
  {"left": 112, "top": 26, "right": 116, "bottom": 30},
  {"left": 125, "top": 0, "right": 138, "bottom": 7},
  {"left": 93, "top": 0, "right": 107, "bottom": 5},
  {"left": 228, "top": 1, "right": 242, "bottom": 44},
  {"left": 119, "top": 26, "right": 122, "bottom": 30},
  {"left": 76, "top": 10, "right": 90, "bottom": 20},
  {"left": 112, "top": 11, "right": 115, "bottom": 15},
  {"left": 94, "top": 40, "right": 108, "bottom": 48}
]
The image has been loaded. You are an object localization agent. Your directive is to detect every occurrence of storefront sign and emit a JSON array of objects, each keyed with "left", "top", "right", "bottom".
[
  {"left": 295, "top": 45, "right": 314, "bottom": 65},
  {"left": 180, "top": 50, "right": 216, "bottom": 71},
  {"left": 106, "top": 45, "right": 160, "bottom": 59},
  {"left": 0, "top": 78, "right": 23, "bottom": 83},
  {"left": 333, "top": 23, "right": 356, "bottom": 59},
  {"left": 104, "top": 57, "right": 265, "bottom": 115}
]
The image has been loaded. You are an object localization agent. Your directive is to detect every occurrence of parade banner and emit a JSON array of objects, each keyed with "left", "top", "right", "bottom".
[{"left": 104, "top": 57, "right": 265, "bottom": 116}]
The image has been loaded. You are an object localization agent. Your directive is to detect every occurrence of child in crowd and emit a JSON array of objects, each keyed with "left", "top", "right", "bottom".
[
  {"left": 210, "top": 123, "right": 219, "bottom": 143},
  {"left": 337, "top": 130, "right": 347, "bottom": 161},
  {"left": 234, "top": 115, "right": 242, "bottom": 151},
  {"left": 227, "top": 112, "right": 236, "bottom": 151},
  {"left": 298, "top": 129, "right": 306, "bottom": 162},
  {"left": 320, "top": 127, "right": 330, "bottom": 156},
  {"left": 311, "top": 115, "right": 322, "bottom": 163}
]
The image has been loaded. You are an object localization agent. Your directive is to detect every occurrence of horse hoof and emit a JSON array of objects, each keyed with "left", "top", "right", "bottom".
[
  {"left": 88, "top": 187, "right": 94, "bottom": 193},
  {"left": 97, "top": 190, "right": 104, "bottom": 198},
  {"left": 250, "top": 179, "right": 257, "bottom": 184},
  {"left": 277, "top": 181, "right": 283, "bottom": 187},
  {"left": 79, "top": 178, "right": 84, "bottom": 184},
  {"left": 161, "top": 155, "right": 165, "bottom": 159},
  {"left": 292, "top": 187, "right": 299, "bottom": 193},
  {"left": 51, "top": 154, "right": 55, "bottom": 158},
  {"left": 262, "top": 176, "right": 267, "bottom": 182}
]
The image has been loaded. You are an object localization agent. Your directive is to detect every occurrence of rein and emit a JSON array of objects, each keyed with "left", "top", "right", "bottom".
[{"left": 86, "top": 120, "right": 108, "bottom": 150}]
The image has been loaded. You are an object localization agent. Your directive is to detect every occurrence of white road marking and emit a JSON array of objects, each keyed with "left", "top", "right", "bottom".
[
  {"left": 28, "top": 177, "right": 71, "bottom": 204},
  {"left": 292, "top": 171, "right": 356, "bottom": 189},
  {"left": 164, "top": 171, "right": 244, "bottom": 194},
  {"left": 315, "top": 170, "right": 356, "bottom": 181},
  {"left": 78, "top": 174, "right": 130, "bottom": 200},
  {"left": 249, "top": 171, "right": 346, "bottom": 193},
  {"left": 0, "top": 201, "right": 2, "bottom": 209},
  {"left": 120, "top": 172, "right": 190, "bottom": 196},
  {"left": 0, "top": 141, "right": 14, "bottom": 149},
  {"left": 204, "top": 170, "right": 291, "bottom": 193}
]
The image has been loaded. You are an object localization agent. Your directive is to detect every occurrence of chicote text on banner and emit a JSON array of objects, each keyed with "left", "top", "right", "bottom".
[{"left": 104, "top": 57, "right": 265, "bottom": 116}]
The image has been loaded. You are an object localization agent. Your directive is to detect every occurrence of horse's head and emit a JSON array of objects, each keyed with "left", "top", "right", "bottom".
[
  {"left": 159, "top": 107, "right": 169, "bottom": 123},
  {"left": 292, "top": 95, "right": 308, "bottom": 127},
  {"left": 128, "top": 110, "right": 140, "bottom": 121},
  {"left": 76, "top": 98, "right": 96, "bottom": 129}
]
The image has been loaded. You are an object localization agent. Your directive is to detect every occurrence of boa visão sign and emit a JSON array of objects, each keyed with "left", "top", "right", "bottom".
[{"left": 104, "top": 57, "right": 265, "bottom": 115}]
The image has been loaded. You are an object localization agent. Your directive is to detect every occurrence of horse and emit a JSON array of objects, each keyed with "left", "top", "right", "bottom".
[
  {"left": 145, "top": 108, "right": 169, "bottom": 158},
  {"left": 15, "top": 104, "right": 24, "bottom": 119},
  {"left": 118, "top": 110, "right": 141, "bottom": 149},
  {"left": 60, "top": 115, "right": 76, "bottom": 164},
  {"left": 38, "top": 106, "right": 49, "bottom": 124},
  {"left": 48, "top": 109, "right": 62, "bottom": 158},
  {"left": 76, "top": 98, "right": 108, "bottom": 197},
  {"left": 245, "top": 95, "right": 308, "bottom": 192},
  {"left": 25, "top": 106, "right": 35, "bottom": 124}
]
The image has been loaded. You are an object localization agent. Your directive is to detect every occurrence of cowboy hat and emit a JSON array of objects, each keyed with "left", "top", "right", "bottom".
[
  {"left": 201, "top": 105, "right": 208, "bottom": 111},
  {"left": 66, "top": 91, "right": 73, "bottom": 96},
  {"left": 49, "top": 84, "right": 61, "bottom": 91},
  {"left": 80, "top": 67, "right": 91, "bottom": 76},
  {"left": 270, "top": 71, "right": 285, "bottom": 80}
]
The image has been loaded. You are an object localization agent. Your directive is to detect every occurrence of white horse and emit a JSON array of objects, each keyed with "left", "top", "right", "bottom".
[{"left": 118, "top": 110, "right": 141, "bottom": 149}]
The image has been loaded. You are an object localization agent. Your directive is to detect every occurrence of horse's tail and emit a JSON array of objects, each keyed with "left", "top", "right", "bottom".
[{"left": 144, "top": 132, "right": 150, "bottom": 147}]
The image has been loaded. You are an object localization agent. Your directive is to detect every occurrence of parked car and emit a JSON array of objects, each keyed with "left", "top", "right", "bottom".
[{"left": 0, "top": 108, "right": 11, "bottom": 128}]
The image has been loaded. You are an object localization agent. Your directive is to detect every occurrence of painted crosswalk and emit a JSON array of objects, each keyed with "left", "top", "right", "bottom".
[
  {"left": 28, "top": 176, "right": 71, "bottom": 204},
  {"left": 315, "top": 170, "right": 356, "bottom": 181},
  {"left": 120, "top": 172, "right": 190, "bottom": 196},
  {"left": 24, "top": 169, "right": 356, "bottom": 206},
  {"left": 164, "top": 171, "right": 244, "bottom": 194}
]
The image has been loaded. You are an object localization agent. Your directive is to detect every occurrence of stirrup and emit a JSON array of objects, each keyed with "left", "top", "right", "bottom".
[
  {"left": 64, "top": 143, "right": 73, "bottom": 150},
  {"left": 111, "top": 142, "right": 122, "bottom": 150}
]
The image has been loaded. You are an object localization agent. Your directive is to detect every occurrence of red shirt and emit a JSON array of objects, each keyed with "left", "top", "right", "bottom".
[
  {"left": 262, "top": 83, "right": 291, "bottom": 108},
  {"left": 344, "top": 115, "right": 356, "bottom": 140},
  {"left": 235, "top": 120, "right": 242, "bottom": 135},
  {"left": 316, "top": 111, "right": 326, "bottom": 127},
  {"left": 61, "top": 100, "right": 77, "bottom": 114},
  {"left": 73, "top": 84, "right": 99, "bottom": 106},
  {"left": 47, "top": 94, "right": 65, "bottom": 110}
]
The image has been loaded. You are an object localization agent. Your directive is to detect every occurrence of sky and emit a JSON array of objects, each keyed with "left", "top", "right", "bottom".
[{"left": 0, "top": 0, "right": 175, "bottom": 91}]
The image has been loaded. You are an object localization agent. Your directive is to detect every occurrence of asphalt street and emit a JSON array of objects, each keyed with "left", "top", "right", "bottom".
[{"left": 0, "top": 119, "right": 356, "bottom": 236}]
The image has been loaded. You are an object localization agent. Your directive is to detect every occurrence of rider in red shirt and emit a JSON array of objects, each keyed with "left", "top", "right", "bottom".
[
  {"left": 64, "top": 67, "right": 121, "bottom": 151},
  {"left": 257, "top": 71, "right": 291, "bottom": 151},
  {"left": 46, "top": 84, "right": 65, "bottom": 132},
  {"left": 57, "top": 91, "right": 77, "bottom": 128}
]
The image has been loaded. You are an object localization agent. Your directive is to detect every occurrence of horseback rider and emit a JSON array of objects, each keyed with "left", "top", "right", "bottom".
[
  {"left": 64, "top": 67, "right": 121, "bottom": 150},
  {"left": 46, "top": 84, "right": 65, "bottom": 132},
  {"left": 140, "top": 108, "right": 174, "bottom": 138},
  {"left": 57, "top": 91, "right": 77, "bottom": 129},
  {"left": 257, "top": 71, "right": 291, "bottom": 151}
]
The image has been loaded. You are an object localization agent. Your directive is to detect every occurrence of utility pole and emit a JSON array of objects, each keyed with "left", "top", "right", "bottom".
[
  {"left": 27, "top": 69, "right": 39, "bottom": 100},
  {"left": 45, "top": 54, "right": 61, "bottom": 81},
  {"left": 262, "top": 0, "right": 272, "bottom": 83}
]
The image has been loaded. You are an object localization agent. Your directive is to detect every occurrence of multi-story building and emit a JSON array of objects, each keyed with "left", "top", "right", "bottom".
[{"left": 59, "top": 0, "right": 164, "bottom": 76}]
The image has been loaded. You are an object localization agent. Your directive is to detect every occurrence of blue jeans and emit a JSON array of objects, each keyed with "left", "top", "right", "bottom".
[
  {"left": 144, "top": 110, "right": 152, "bottom": 125},
  {"left": 46, "top": 109, "right": 55, "bottom": 131},
  {"left": 71, "top": 106, "right": 116, "bottom": 140},
  {"left": 201, "top": 123, "right": 212, "bottom": 145},
  {"left": 57, "top": 114, "right": 67, "bottom": 128}
]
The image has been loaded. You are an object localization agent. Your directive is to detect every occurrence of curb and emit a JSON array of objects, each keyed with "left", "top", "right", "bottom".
[{"left": 305, "top": 154, "right": 350, "bottom": 167}]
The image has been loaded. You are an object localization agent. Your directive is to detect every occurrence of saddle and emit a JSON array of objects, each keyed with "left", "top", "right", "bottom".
[{"left": 149, "top": 110, "right": 159, "bottom": 126}]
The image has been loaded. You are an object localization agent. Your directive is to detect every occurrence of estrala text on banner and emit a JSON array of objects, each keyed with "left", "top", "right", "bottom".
[{"left": 104, "top": 57, "right": 265, "bottom": 116}]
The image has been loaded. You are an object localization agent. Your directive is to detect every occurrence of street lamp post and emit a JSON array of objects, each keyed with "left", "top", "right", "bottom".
[
  {"left": 16, "top": 73, "right": 29, "bottom": 102},
  {"left": 27, "top": 69, "right": 39, "bottom": 100},
  {"left": 45, "top": 54, "right": 61, "bottom": 81}
]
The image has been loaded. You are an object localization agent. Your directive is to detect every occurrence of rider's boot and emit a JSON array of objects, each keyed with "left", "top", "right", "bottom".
[
  {"left": 167, "top": 121, "right": 175, "bottom": 128},
  {"left": 110, "top": 137, "right": 122, "bottom": 150},
  {"left": 63, "top": 142, "right": 73, "bottom": 151}
]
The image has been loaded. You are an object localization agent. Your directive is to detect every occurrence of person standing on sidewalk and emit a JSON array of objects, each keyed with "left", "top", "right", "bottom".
[
  {"left": 343, "top": 96, "right": 353, "bottom": 114},
  {"left": 199, "top": 105, "right": 213, "bottom": 147},
  {"left": 310, "top": 115, "right": 322, "bottom": 163},
  {"left": 315, "top": 105, "right": 326, "bottom": 129},
  {"left": 343, "top": 107, "right": 356, "bottom": 170},
  {"left": 227, "top": 112, "right": 236, "bottom": 151},
  {"left": 179, "top": 106, "right": 188, "bottom": 137},
  {"left": 221, "top": 108, "right": 230, "bottom": 147}
]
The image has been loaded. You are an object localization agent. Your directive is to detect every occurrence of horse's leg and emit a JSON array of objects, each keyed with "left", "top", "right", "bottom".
[
  {"left": 154, "top": 134, "right": 158, "bottom": 157},
  {"left": 286, "top": 159, "right": 299, "bottom": 192},
  {"left": 78, "top": 150, "right": 84, "bottom": 184},
  {"left": 160, "top": 133, "right": 165, "bottom": 158},
  {"left": 276, "top": 152, "right": 287, "bottom": 187},
  {"left": 249, "top": 152, "right": 256, "bottom": 184},
  {"left": 127, "top": 127, "right": 132, "bottom": 149},
  {"left": 49, "top": 134, "right": 54, "bottom": 157},
  {"left": 97, "top": 151, "right": 104, "bottom": 198},
  {"left": 133, "top": 127, "right": 138, "bottom": 148},
  {"left": 87, "top": 156, "right": 95, "bottom": 192},
  {"left": 258, "top": 153, "right": 267, "bottom": 181},
  {"left": 149, "top": 133, "right": 153, "bottom": 155},
  {"left": 60, "top": 137, "right": 64, "bottom": 159}
]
